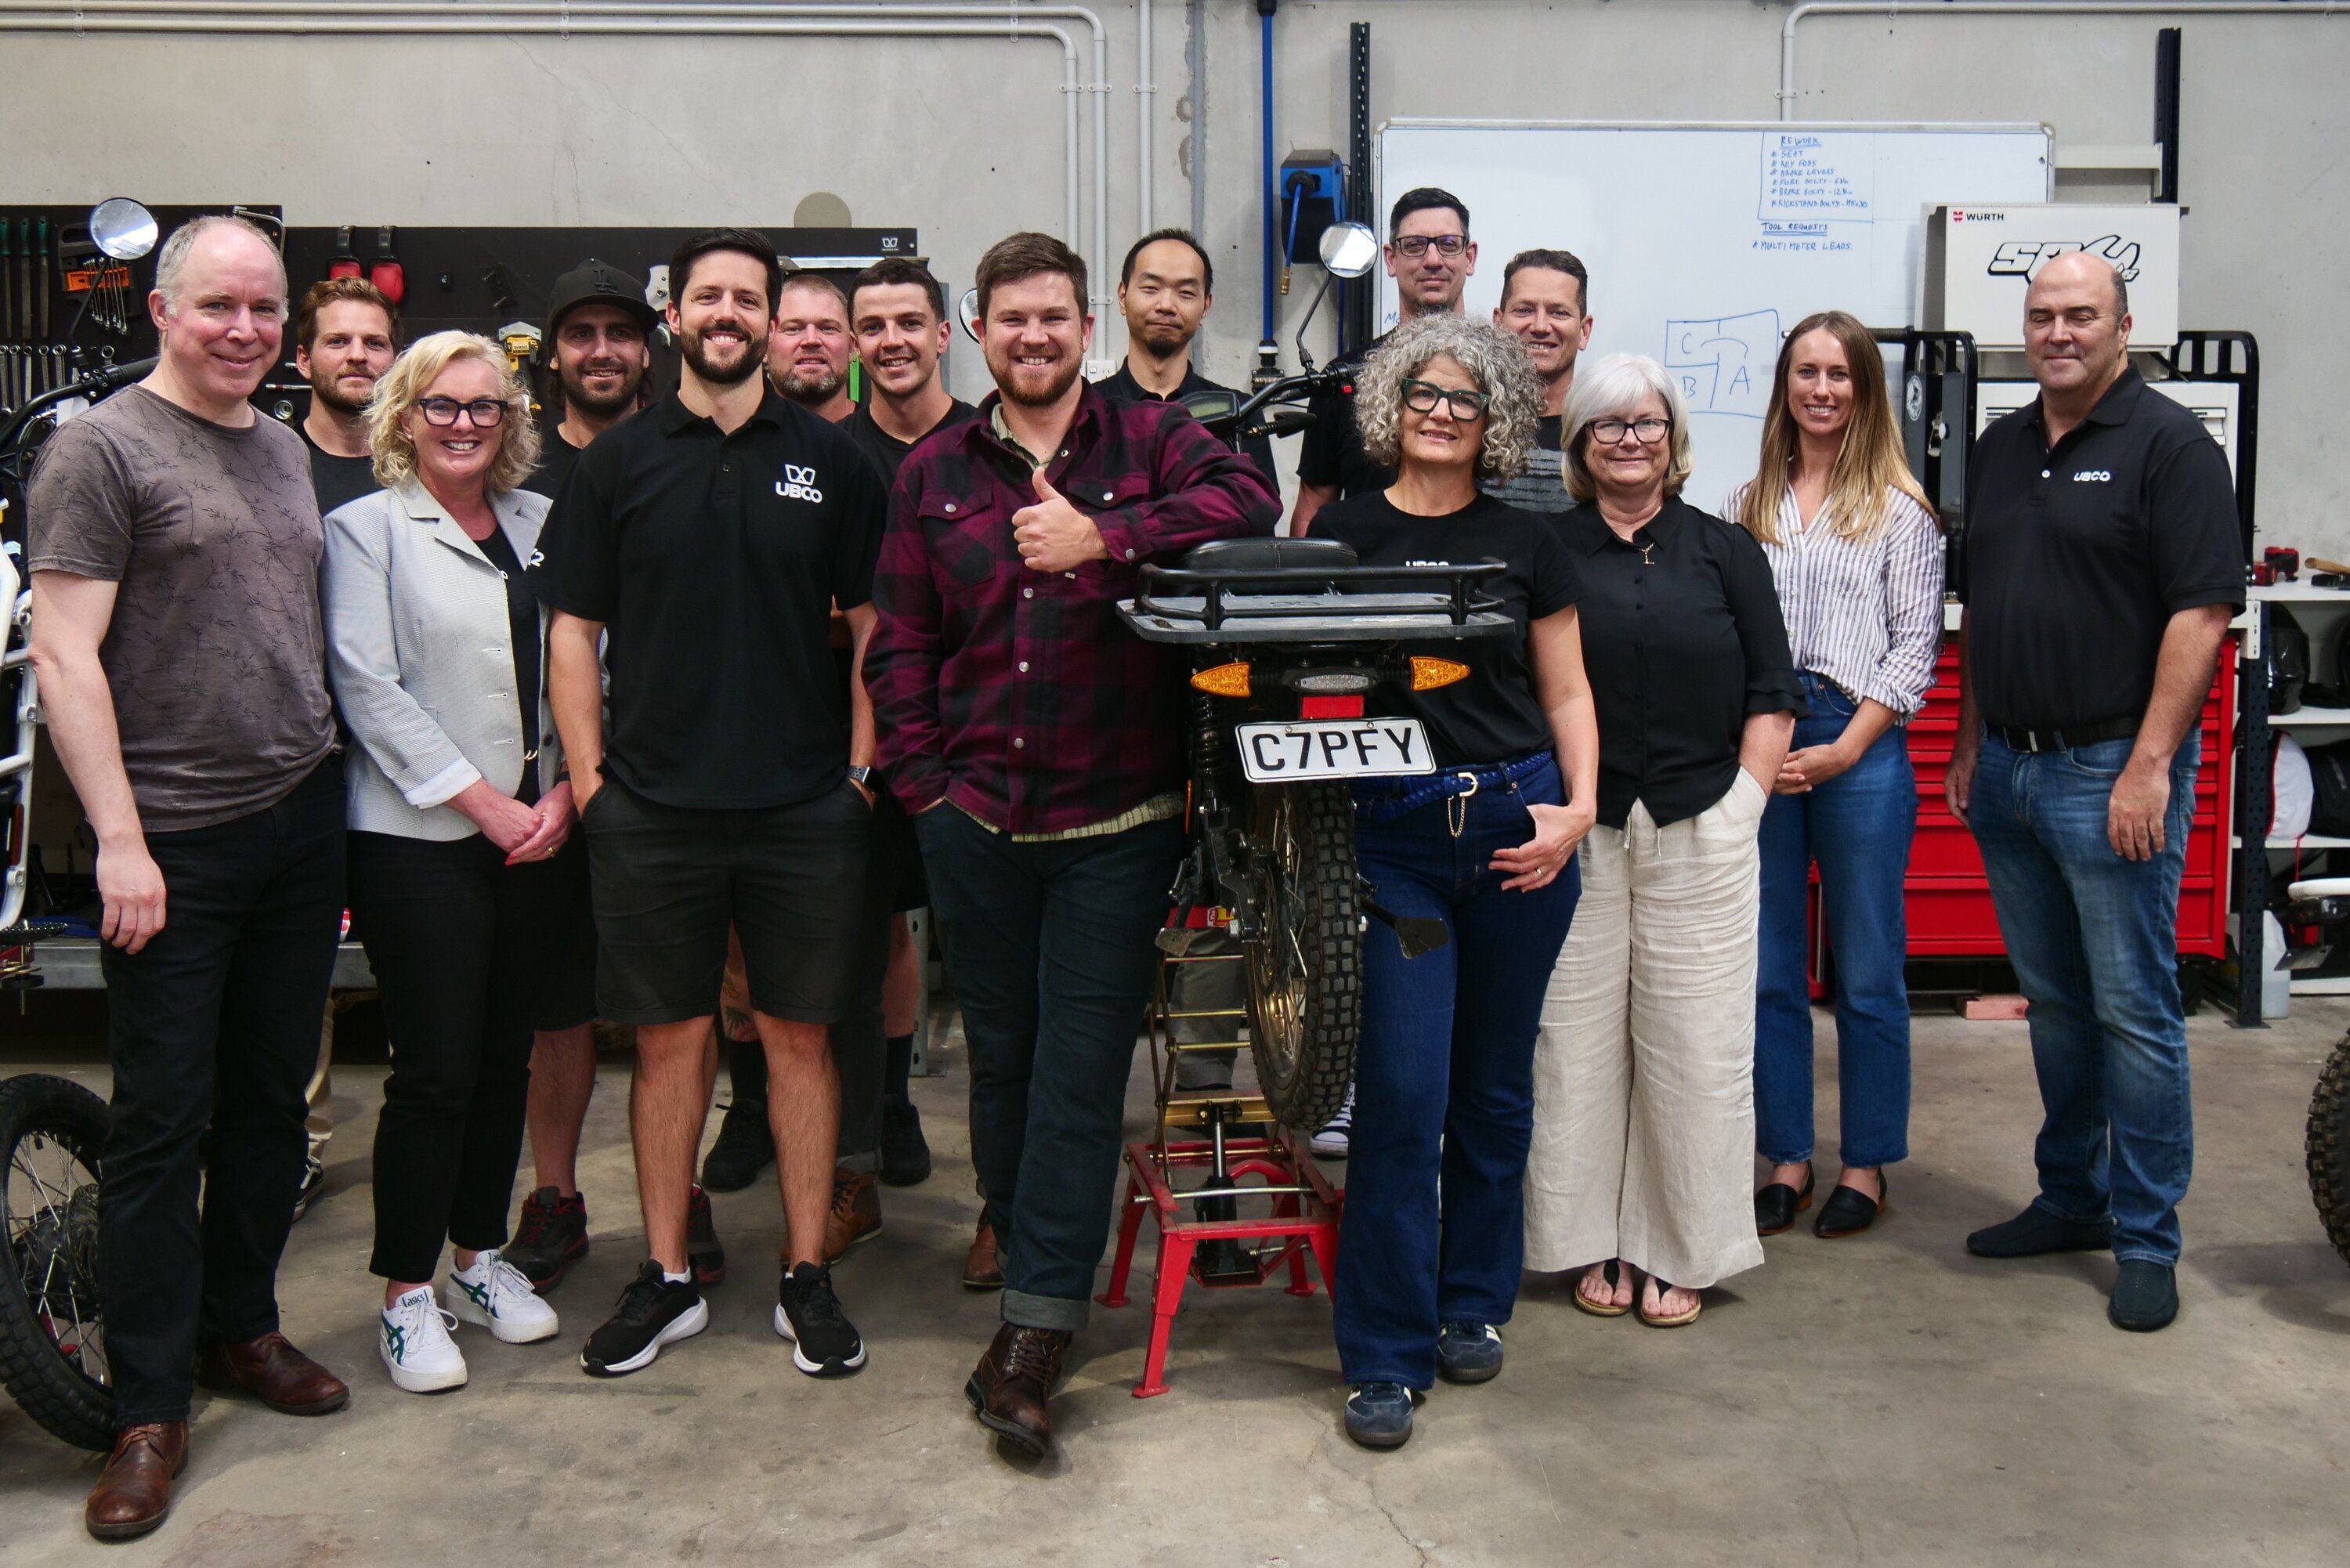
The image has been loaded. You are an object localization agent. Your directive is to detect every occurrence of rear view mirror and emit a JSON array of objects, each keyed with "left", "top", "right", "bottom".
[
  {"left": 1318, "top": 222, "right": 1379, "bottom": 280},
  {"left": 89, "top": 198, "right": 158, "bottom": 262},
  {"left": 958, "top": 287, "right": 982, "bottom": 345}
]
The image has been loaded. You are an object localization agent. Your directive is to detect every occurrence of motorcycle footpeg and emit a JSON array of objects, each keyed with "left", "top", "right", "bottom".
[{"left": 1361, "top": 890, "right": 1449, "bottom": 959}]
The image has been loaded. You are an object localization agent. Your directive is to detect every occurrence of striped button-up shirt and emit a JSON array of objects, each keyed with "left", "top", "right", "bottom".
[
  {"left": 1726, "top": 483, "right": 1945, "bottom": 717},
  {"left": 868, "top": 384, "right": 1280, "bottom": 836}
]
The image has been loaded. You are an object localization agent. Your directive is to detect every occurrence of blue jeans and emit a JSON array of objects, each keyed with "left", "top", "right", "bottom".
[
  {"left": 1754, "top": 673, "right": 1916, "bottom": 1169},
  {"left": 913, "top": 807, "right": 1184, "bottom": 1332},
  {"left": 1334, "top": 753, "right": 1580, "bottom": 1388},
  {"left": 1969, "top": 730, "right": 2200, "bottom": 1264}
]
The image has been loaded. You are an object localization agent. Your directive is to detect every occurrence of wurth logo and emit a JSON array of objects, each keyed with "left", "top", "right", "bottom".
[
  {"left": 1987, "top": 233, "right": 2142, "bottom": 282},
  {"left": 776, "top": 463, "right": 825, "bottom": 504}
]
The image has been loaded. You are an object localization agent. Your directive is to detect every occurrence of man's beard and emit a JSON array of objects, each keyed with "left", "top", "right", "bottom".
[
  {"left": 678, "top": 321, "right": 763, "bottom": 386},
  {"left": 1137, "top": 322, "right": 1192, "bottom": 358},
  {"left": 778, "top": 364, "right": 844, "bottom": 403},
  {"left": 561, "top": 362, "right": 641, "bottom": 417},
  {"left": 998, "top": 355, "right": 1083, "bottom": 409},
  {"left": 309, "top": 374, "right": 374, "bottom": 417}
]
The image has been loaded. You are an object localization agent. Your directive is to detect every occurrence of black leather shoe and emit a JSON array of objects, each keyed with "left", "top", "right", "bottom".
[
  {"left": 1966, "top": 1205, "right": 2114, "bottom": 1258},
  {"left": 2108, "top": 1259, "right": 2179, "bottom": 1332},
  {"left": 1814, "top": 1173, "right": 1887, "bottom": 1238},
  {"left": 1754, "top": 1165, "right": 1813, "bottom": 1236}
]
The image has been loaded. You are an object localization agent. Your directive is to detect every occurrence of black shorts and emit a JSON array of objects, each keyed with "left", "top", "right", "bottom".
[
  {"left": 876, "top": 791, "right": 929, "bottom": 914},
  {"left": 531, "top": 834, "right": 599, "bottom": 1031},
  {"left": 580, "top": 777, "right": 873, "bottom": 1027}
]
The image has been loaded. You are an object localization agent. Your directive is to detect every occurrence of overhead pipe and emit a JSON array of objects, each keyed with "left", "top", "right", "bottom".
[
  {"left": 1781, "top": 0, "right": 2347, "bottom": 121},
  {"left": 0, "top": 1, "right": 1112, "bottom": 305}
]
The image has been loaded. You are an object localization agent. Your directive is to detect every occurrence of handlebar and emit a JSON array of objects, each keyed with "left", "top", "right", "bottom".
[
  {"left": 1, "top": 356, "right": 158, "bottom": 467},
  {"left": 1190, "top": 366, "right": 1355, "bottom": 447}
]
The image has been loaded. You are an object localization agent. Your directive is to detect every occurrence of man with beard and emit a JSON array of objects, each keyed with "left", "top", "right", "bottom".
[
  {"left": 768, "top": 271, "right": 855, "bottom": 421},
  {"left": 1100, "top": 227, "right": 1276, "bottom": 497},
  {"left": 1484, "top": 248, "right": 1593, "bottom": 514},
  {"left": 868, "top": 231, "right": 1278, "bottom": 1456},
  {"left": 502, "top": 259, "right": 657, "bottom": 1295},
  {"left": 532, "top": 229, "right": 888, "bottom": 1380},
  {"left": 294, "top": 276, "right": 397, "bottom": 515},
  {"left": 526, "top": 260, "right": 658, "bottom": 501}
]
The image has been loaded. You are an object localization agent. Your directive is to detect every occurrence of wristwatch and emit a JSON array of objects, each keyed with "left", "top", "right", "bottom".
[{"left": 848, "top": 764, "right": 876, "bottom": 789}]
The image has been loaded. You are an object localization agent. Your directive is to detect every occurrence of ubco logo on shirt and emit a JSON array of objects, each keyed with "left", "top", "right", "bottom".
[
  {"left": 2073, "top": 470, "right": 2113, "bottom": 483},
  {"left": 776, "top": 463, "right": 824, "bottom": 504}
]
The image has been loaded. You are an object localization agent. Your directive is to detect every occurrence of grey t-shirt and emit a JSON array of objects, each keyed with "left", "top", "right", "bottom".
[
  {"left": 27, "top": 386, "right": 337, "bottom": 832},
  {"left": 1481, "top": 414, "right": 1572, "bottom": 514}
]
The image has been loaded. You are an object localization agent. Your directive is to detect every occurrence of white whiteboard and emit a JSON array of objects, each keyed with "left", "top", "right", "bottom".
[{"left": 1376, "top": 120, "right": 2052, "bottom": 510}]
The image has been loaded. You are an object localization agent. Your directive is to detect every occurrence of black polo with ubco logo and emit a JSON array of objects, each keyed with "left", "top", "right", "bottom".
[
  {"left": 1959, "top": 366, "right": 2243, "bottom": 732},
  {"left": 530, "top": 388, "right": 886, "bottom": 810}
]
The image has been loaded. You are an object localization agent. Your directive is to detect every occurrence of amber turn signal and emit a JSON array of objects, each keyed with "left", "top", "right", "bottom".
[
  {"left": 1190, "top": 661, "right": 1253, "bottom": 697},
  {"left": 1408, "top": 656, "right": 1470, "bottom": 691}
]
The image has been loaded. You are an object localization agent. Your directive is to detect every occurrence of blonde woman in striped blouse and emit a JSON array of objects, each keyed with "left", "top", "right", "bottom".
[{"left": 1730, "top": 310, "right": 1943, "bottom": 1243}]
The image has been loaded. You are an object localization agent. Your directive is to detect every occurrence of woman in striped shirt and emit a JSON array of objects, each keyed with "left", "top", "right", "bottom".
[{"left": 1730, "top": 310, "right": 1943, "bottom": 1241}]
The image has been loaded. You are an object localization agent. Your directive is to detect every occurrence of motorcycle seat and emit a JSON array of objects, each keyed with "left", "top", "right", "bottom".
[{"left": 1182, "top": 537, "right": 1359, "bottom": 572}]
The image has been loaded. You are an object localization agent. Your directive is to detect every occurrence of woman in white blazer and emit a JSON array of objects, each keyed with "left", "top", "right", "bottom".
[{"left": 323, "top": 331, "right": 578, "bottom": 1392}]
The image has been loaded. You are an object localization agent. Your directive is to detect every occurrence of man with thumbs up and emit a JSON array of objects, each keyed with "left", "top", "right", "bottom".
[{"left": 867, "top": 231, "right": 1278, "bottom": 1458}]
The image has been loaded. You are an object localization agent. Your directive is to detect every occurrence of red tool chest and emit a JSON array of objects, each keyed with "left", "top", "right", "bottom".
[{"left": 1900, "top": 631, "right": 2237, "bottom": 958}]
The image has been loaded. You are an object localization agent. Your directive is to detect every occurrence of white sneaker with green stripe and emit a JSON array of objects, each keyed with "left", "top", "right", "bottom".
[
  {"left": 448, "top": 1249, "right": 561, "bottom": 1344},
  {"left": 380, "top": 1285, "right": 467, "bottom": 1393}
]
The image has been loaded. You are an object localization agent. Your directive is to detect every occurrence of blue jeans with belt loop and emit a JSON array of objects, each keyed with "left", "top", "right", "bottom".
[
  {"left": 1967, "top": 729, "right": 2200, "bottom": 1264},
  {"left": 1754, "top": 672, "right": 1917, "bottom": 1170},
  {"left": 1333, "top": 751, "right": 1580, "bottom": 1389}
]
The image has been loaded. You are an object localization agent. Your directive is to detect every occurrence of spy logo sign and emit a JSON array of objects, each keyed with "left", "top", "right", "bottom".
[
  {"left": 1986, "top": 233, "right": 2142, "bottom": 283},
  {"left": 776, "top": 463, "right": 825, "bottom": 504}
]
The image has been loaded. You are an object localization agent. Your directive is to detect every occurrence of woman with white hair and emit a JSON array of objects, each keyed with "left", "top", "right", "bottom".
[
  {"left": 1306, "top": 314, "right": 1600, "bottom": 1448},
  {"left": 324, "top": 331, "right": 580, "bottom": 1391},
  {"left": 1523, "top": 352, "right": 1802, "bottom": 1328}
]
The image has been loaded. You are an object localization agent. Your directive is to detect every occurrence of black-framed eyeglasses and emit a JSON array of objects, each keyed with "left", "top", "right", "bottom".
[
  {"left": 1589, "top": 416, "right": 1670, "bottom": 446},
  {"left": 1392, "top": 233, "right": 1469, "bottom": 258},
  {"left": 418, "top": 396, "right": 507, "bottom": 428},
  {"left": 1401, "top": 379, "right": 1490, "bottom": 420}
]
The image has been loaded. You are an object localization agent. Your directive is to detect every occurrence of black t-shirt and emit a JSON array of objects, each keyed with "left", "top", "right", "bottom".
[
  {"left": 1296, "top": 338, "right": 1394, "bottom": 501},
  {"left": 1311, "top": 490, "right": 1582, "bottom": 768},
  {"left": 1095, "top": 360, "right": 1279, "bottom": 519},
  {"left": 1554, "top": 497, "right": 1806, "bottom": 828},
  {"left": 1959, "top": 367, "right": 2244, "bottom": 731},
  {"left": 474, "top": 524, "right": 543, "bottom": 806},
  {"left": 524, "top": 425, "right": 584, "bottom": 501},
  {"left": 527, "top": 390, "right": 888, "bottom": 810},
  {"left": 299, "top": 423, "right": 380, "bottom": 516},
  {"left": 842, "top": 396, "right": 979, "bottom": 487}
]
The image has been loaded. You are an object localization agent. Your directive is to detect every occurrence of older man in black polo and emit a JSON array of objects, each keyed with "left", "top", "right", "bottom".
[{"left": 1945, "top": 252, "right": 2243, "bottom": 1334}]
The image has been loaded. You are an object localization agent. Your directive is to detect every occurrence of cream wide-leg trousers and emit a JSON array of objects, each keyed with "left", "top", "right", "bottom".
[{"left": 1524, "top": 771, "right": 1769, "bottom": 1288}]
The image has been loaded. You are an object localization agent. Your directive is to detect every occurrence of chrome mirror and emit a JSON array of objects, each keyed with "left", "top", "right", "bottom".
[
  {"left": 89, "top": 198, "right": 159, "bottom": 262},
  {"left": 1318, "top": 221, "right": 1380, "bottom": 280}
]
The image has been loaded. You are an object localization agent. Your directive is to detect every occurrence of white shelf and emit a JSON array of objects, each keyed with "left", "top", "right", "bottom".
[
  {"left": 2275, "top": 706, "right": 2350, "bottom": 727},
  {"left": 2235, "top": 833, "right": 2350, "bottom": 849},
  {"left": 2290, "top": 975, "right": 2350, "bottom": 996},
  {"left": 2251, "top": 584, "right": 2350, "bottom": 606}
]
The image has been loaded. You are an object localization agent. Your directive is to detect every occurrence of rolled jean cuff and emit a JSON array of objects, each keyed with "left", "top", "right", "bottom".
[
  {"left": 114, "top": 1400, "right": 193, "bottom": 1429},
  {"left": 1002, "top": 1287, "right": 1089, "bottom": 1334},
  {"left": 1759, "top": 1144, "right": 1814, "bottom": 1166},
  {"left": 2113, "top": 1246, "right": 2180, "bottom": 1267},
  {"left": 1842, "top": 1144, "right": 1909, "bottom": 1169},
  {"left": 838, "top": 1148, "right": 880, "bottom": 1175}
]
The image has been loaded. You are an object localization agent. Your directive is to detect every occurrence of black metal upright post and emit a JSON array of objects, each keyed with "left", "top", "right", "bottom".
[
  {"left": 2234, "top": 600, "right": 2272, "bottom": 1028},
  {"left": 2154, "top": 27, "right": 2182, "bottom": 204},
  {"left": 1343, "top": 21, "right": 1373, "bottom": 358}
]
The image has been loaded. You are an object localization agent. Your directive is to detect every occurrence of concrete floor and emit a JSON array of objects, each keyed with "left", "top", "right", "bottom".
[{"left": 4, "top": 1001, "right": 2350, "bottom": 1567}]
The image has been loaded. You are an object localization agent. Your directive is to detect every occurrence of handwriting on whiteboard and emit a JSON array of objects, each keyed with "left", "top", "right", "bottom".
[
  {"left": 1665, "top": 310, "right": 1781, "bottom": 418},
  {"left": 1759, "top": 133, "right": 1874, "bottom": 222}
]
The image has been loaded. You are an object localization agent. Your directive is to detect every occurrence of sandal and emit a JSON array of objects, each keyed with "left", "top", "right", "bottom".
[
  {"left": 1571, "top": 1259, "right": 1631, "bottom": 1318},
  {"left": 1636, "top": 1273, "right": 1702, "bottom": 1328}
]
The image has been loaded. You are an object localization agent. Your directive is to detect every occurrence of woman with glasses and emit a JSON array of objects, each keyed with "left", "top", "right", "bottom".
[
  {"left": 1732, "top": 312, "right": 1942, "bottom": 1241},
  {"left": 323, "top": 331, "right": 580, "bottom": 1391},
  {"left": 1303, "top": 315, "right": 1600, "bottom": 1448},
  {"left": 1522, "top": 352, "right": 1802, "bottom": 1329}
]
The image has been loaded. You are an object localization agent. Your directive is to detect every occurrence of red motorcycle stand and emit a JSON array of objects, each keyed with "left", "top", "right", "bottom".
[{"left": 1093, "top": 943, "right": 1343, "bottom": 1399}]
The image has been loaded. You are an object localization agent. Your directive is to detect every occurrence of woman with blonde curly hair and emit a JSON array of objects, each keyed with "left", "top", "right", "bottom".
[
  {"left": 321, "top": 331, "right": 580, "bottom": 1393},
  {"left": 1304, "top": 314, "right": 1600, "bottom": 1449}
]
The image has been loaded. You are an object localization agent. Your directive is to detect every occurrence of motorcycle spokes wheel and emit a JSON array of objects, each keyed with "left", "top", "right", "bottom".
[{"left": 1243, "top": 782, "right": 1361, "bottom": 1131}]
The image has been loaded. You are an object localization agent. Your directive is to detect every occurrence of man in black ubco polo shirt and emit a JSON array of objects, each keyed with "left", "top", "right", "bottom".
[
  {"left": 1947, "top": 253, "right": 2242, "bottom": 1334},
  {"left": 533, "top": 229, "right": 888, "bottom": 1379}
]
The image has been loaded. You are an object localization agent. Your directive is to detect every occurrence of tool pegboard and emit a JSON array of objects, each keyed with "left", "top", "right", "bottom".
[{"left": 0, "top": 204, "right": 283, "bottom": 417}]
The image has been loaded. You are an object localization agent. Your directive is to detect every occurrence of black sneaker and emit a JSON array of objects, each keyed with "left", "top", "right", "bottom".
[
  {"left": 506, "top": 1186, "right": 589, "bottom": 1292},
  {"left": 878, "top": 1097, "right": 932, "bottom": 1187},
  {"left": 290, "top": 1156, "right": 326, "bottom": 1223},
  {"left": 580, "top": 1262, "right": 707, "bottom": 1378},
  {"left": 773, "top": 1261, "right": 866, "bottom": 1377},
  {"left": 1435, "top": 1321, "right": 1503, "bottom": 1384},
  {"left": 700, "top": 1096, "right": 774, "bottom": 1193},
  {"left": 686, "top": 1185, "right": 726, "bottom": 1285}
]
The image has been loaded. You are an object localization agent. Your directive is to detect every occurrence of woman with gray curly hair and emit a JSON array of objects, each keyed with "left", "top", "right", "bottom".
[
  {"left": 1522, "top": 352, "right": 1802, "bottom": 1329},
  {"left": 1304, "top": 314, "right": 1600, "bottom": 1450},
  {"left": 322, "top": 331, "right": 581, "bottom": 1393}
]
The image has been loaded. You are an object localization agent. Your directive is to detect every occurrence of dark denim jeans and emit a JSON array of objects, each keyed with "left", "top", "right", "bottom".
[
  {"left": 97, "top": 760, "right": 346, "bottom": 1426},
  {"left": 1335, "top": 753, "right": 1580, "bottom": 1388},
  {"left": 1969, "top": 729, "right": 2200, "bottom": 1264},
  {"left": 914, "top": 807, "right": 1184, "bottom": 1332},
  {"left": 1754, "top": 673, "right": 1917, "bottom": 1169}
]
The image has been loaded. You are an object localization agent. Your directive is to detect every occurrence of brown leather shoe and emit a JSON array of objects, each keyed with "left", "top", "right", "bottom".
[
  {"left": 196, "top": 1331, "right": 350, "bottom": 1415},
  {"left": 964, "top": 1322, "right": 1068, "bottom": 1457},
  {"left": 85, "top": 1422, "right": 187, "bottom": 1541},
  {"left": 821, "top": 1168, "right": 883, "bottom": 1263},
  {"left": 962, "top": 1218, "right": 1005, "bottom": 1291}
]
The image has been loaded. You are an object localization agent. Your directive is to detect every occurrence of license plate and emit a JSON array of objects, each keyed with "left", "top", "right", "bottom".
[{"left": 1235, "top": 719, "right": 1436, "bottom": 782}]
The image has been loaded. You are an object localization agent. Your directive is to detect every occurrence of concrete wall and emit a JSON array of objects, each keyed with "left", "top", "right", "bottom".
[{"left": 5, "top": 0, "right": 2345, "bottom": 548}]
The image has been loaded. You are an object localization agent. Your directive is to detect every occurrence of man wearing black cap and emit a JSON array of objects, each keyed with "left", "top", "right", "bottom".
[
  {"left": 526, "top": 259, "right": 659, "bottom": 502},
  {"left": 504, "top": 258, "right": 659, "bottom": 1296}
]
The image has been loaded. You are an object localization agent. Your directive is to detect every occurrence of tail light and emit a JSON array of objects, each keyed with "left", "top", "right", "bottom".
[{"left": 1300, "top": 695, "right": 1365, "bottom": 718}]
